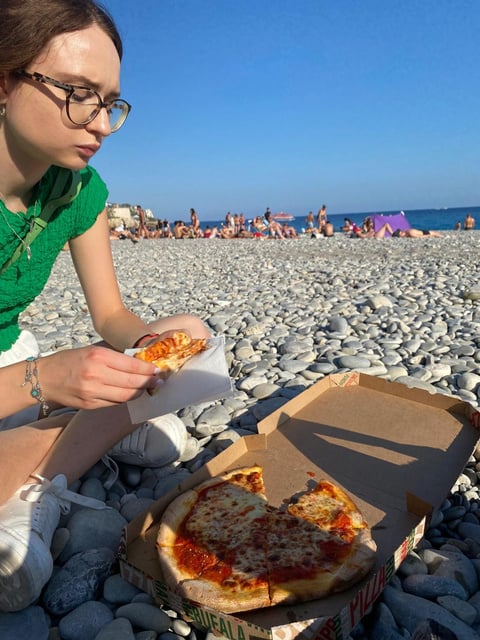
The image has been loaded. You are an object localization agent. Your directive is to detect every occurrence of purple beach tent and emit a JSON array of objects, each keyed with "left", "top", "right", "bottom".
[{"left": 372, "top": 211, "right": 411, "bottom": 237}]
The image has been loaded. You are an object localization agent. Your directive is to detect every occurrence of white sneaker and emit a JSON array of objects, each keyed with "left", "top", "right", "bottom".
[
  {"left": 108, "top": 414, "right": 188, "bottom": 467},
  {"left": 0, "top": 474, "right": 106, "bottom": 612}
]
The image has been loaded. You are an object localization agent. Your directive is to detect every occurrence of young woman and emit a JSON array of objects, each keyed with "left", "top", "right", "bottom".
[{"left": 0, "top": 0, "right": 210, "bottom": 612}]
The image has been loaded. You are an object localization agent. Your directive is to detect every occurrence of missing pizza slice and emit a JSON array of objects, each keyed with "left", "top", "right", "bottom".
[{"left": 134, "top": 331, "right": 209, "bottom": 379}]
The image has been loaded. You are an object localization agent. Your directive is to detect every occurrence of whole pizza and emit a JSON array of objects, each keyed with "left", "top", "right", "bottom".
[{"left": 157, "top": 466, "right": 376, "bottom": 613}]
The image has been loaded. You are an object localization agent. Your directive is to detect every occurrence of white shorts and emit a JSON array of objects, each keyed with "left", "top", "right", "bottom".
[{"left": 0, "top": 330, "right": 40, "bottom": 367}]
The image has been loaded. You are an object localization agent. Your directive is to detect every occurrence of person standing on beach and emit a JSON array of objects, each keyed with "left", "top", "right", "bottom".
[
  {"left": 136, "top": 204, "right": 148, "bottom": 238},
  {"left": 190, "top": 207, "right": 202, "bottom": 237},
  {"left": 0, "top": 0, "right": 210, "bottom": 612},
  {"left": 464, "top": 213, "right": 475, "bottom": 230},
  {"left": 317, "top": 204, "right": 327, "bottom": 233},
  {"left": 306, "top": 210, "right": 315, "bottom": 230}
]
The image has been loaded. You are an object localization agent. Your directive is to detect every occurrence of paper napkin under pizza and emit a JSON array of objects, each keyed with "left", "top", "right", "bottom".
[{"left": 126, "top": 335, "right": 233, "bottom": 423}]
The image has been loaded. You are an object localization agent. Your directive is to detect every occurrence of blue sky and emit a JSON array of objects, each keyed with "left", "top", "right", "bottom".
[{"left": 96, "top": 0, "right": 480, "bottom": 220}]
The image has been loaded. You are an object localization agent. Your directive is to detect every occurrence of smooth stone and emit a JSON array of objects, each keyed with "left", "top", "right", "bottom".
[
  {"left": 120, "top": 497, "right": 155, "bottom": 522},
  {"left": 382, "top": 585, "right": 479, "bottom": 640},
  {"left": 0, "top": 606, "right": 49, "bottom": 640},
  {"left": 411, "top": 619, "right": 463, "bottom": 640},
  {"left": 432, "top": 549, "right": 479, "bottom": 595},
  {"left": 237, "top": 375, "right": 268, "bottom": 391},
  {"left": 458, "top": 521, "right": 480, "bottom": 544},
  {"left": 336, "top": 355, "right": 371, "bottom": 369},
  {"left": 402, "top": 573, "right": 468, "bottom": 599},
  {"left": 385, "top": 365, "right": 409, "bottom": 381},
  {"left": 135, "top": 632, "right": 158, "bottom": 640},
  {"left": 172, "top": 619, "right": 192, "bottom": 636},
  {"left": 457, "top": 372, "right": 480, "bottom": 391},
  {"left": 208, "top": 428, "right": 241, "bottom": 453},
  {"left": 51, "top": 527, "right": 70, "bottom": 561},
  {"left": 103, "top": 574, "right": 143, "bottom": 604},
  {"left": 368, "top": 601, "right": 405, "bottom": 640},
  {"left": 251, "top": 397, "right": 286, "bottom": 420},
  {"left": 367, "top": 295, "right": 394, "bottom": 309},
  {"left": 309, "top": 361, "right": 336, "bottom": 374},
  {"left": 43, "top": 548, "right": 115, "bottom": 616},
  {"left": 59, "top": 508, "right": 127, "bottom": 563},
  {"left": 278, "top": 336, "right": 313, "bottom": 355},
  {"left": 193, "top": 423, "right": 226, "bottom": 437},
  {"left": 58, "top": 601, "right": 114, "bottom": 640},
  {"left": 94, "top": 617, "right": 135, "bottom": 639},
  {"left": 397, "top": 551, "right": 428, "bottom": 577},
  {"left": 195, "top": 405, "right": 230, "bottom": 426},
  {"left": 121, "top": 465, "right": 142, "bottom": 487},
  {"left": 278, "top": 357, "right": 311, "bottom": 373},
  {"left": 251, "top": 382, "right": 280, "bottom": 399},
  {"left": 78, "top": 477, "right": 107, "bottom": 503},
  {"left": 463, "top": 287, "right": 480, "bottom": 301},
  {"left": 234, "top": 340, "right": 255, "bottom": 359},
  {"left": 328, "top": 316, "right": 349, "bottom": 334},
  {"left": 436, "top": 595, "right": 478, "bottom": 626},
  {"left": 115, "top": 603, "right": 171, "bottom": 633}
]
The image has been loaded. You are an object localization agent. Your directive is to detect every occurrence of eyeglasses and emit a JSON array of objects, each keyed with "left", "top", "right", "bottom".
[{"left": 15, "top": 69, "right": 131, "bottom": 133}]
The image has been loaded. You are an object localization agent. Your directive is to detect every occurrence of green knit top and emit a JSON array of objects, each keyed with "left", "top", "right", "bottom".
[{"left": 0, "top": 165, "right": 108, "bottom": 352}]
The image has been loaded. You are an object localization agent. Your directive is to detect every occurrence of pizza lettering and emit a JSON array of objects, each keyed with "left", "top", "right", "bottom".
[{"left": 157, "top": 466, "right": 376, "bottom": 613}]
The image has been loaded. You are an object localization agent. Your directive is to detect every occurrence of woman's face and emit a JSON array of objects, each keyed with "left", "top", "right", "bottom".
[{"left": 2, "top": 24, "right": 121, "bottom": 173}]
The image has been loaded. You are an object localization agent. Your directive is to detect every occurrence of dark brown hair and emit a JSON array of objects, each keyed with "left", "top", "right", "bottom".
[{"left": 0, "top": 0, "right": 123, "bottom": 72}]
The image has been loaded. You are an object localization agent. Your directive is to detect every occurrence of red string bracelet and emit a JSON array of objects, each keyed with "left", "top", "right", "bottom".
[{"left": 132, "top": 333, "right": 160, "bottom": 349}]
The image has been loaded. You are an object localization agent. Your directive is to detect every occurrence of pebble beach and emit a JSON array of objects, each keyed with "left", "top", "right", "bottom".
[{"left": 4, "top": 231, "right": 480, "bottom": 640}]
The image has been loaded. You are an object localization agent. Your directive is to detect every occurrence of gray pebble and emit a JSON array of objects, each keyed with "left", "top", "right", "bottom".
[
  {"left": 94, "top": 617, "right": 135, "bottom": 639},
  {"left": 0, "top": 606, "right": 50, "bottom": 640},
  {"left": 115, "top": 603, "right": 171, "bottom": 633},
  {"left": 58, "top": 601, "right": 114, "bottom": 640},
  {"left": 43, "top": 548, "right": 115, "bottom": 616},
  {"left": 103, "top": 574, "right": 143, "bottom": 604},
  {"left": 59, "top": 508, "right": 127, "bottom": 562}
]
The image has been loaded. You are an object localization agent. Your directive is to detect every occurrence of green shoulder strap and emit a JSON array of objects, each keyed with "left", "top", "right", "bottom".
[{"left": 0, "top": 169, "right": 81, "bottom": 276}]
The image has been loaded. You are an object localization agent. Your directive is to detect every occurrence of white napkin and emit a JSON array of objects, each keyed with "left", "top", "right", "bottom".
[{"left": 126, "top": 336, "right": 233, "bottom": 423}]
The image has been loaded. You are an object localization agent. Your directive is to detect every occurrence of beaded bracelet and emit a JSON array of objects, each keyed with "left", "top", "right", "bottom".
[
  {"left": 132, "top": 333, "right": 160, "bottom": 349},
  {"left": 22, "top": 356, "right": 49, "bottom": 417}
]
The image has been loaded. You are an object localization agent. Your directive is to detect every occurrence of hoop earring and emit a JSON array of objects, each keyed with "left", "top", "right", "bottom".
[{"left": 0, "top": 105, "right": 5, "bottom": 117}]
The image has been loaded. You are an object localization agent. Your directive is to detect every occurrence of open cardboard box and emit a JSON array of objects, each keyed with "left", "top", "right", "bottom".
[{"left": 119, "top": 372, "right": 480, "bottom": 640}]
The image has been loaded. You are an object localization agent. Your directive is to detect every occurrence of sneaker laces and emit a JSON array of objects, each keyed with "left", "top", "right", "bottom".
[
  {"left": 20, "top": 474, "right": 107, "bottom": 515},
  {"left": 101, "top": 455, "right": 119, "bottom": 490}
]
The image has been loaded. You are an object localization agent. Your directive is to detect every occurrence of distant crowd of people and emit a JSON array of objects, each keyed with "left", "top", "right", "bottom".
[
  {"left": 109, "top": 205, "right": 476, "bottom": 243},
  {"left": 110, "top": 207, "right": 302, "bottom": 242}
]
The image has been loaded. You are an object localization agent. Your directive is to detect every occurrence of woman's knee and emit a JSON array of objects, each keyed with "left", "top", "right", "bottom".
[{"left": 149, "top": 314, "right": 211, "bottom": 338}]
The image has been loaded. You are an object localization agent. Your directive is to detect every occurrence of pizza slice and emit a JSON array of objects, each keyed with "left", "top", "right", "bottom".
[
  {"left": 267, "top": 482, "right": 376, "bottom": 606},
  {"left": 157, "top": 467, "right": 272, "bottom": 612},
  {"left": 134, "top": 331, "right": 209, "bottom": 379}
]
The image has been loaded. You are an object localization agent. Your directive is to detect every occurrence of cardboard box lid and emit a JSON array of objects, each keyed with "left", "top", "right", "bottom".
[{"left": 123, "top": 372, "right": 480, "bottom": 632}]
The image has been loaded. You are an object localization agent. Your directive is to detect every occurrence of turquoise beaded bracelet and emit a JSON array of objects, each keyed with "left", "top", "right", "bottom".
[{"left": 22, "top": 356, "right": 49, "bottom": 417}]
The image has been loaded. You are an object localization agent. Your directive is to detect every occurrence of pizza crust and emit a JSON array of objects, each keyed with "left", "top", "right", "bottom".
[
  {"left": 174, "top": 577, "right": 270, "bottom": 613},
  {"left": 157, "top": 489, "right": 199, "bottom": 548}
]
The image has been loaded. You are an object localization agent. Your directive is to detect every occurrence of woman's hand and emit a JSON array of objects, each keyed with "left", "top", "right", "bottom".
[{"left": 38, "top": 345, "right": 160, "bottom": 410}]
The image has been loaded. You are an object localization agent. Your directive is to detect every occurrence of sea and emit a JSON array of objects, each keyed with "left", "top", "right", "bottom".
[{"left": 198, "top": 206, "right": 480, "bottom": 235}]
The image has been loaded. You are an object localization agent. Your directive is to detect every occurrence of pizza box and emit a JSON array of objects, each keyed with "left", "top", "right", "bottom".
[{"left": 118, "top": 372, "right": 480, "bottom": 640}]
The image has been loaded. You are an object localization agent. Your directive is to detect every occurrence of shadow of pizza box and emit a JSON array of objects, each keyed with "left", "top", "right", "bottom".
[{"left": 118, "top": 372, "right": 480, "bottom": 640}]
